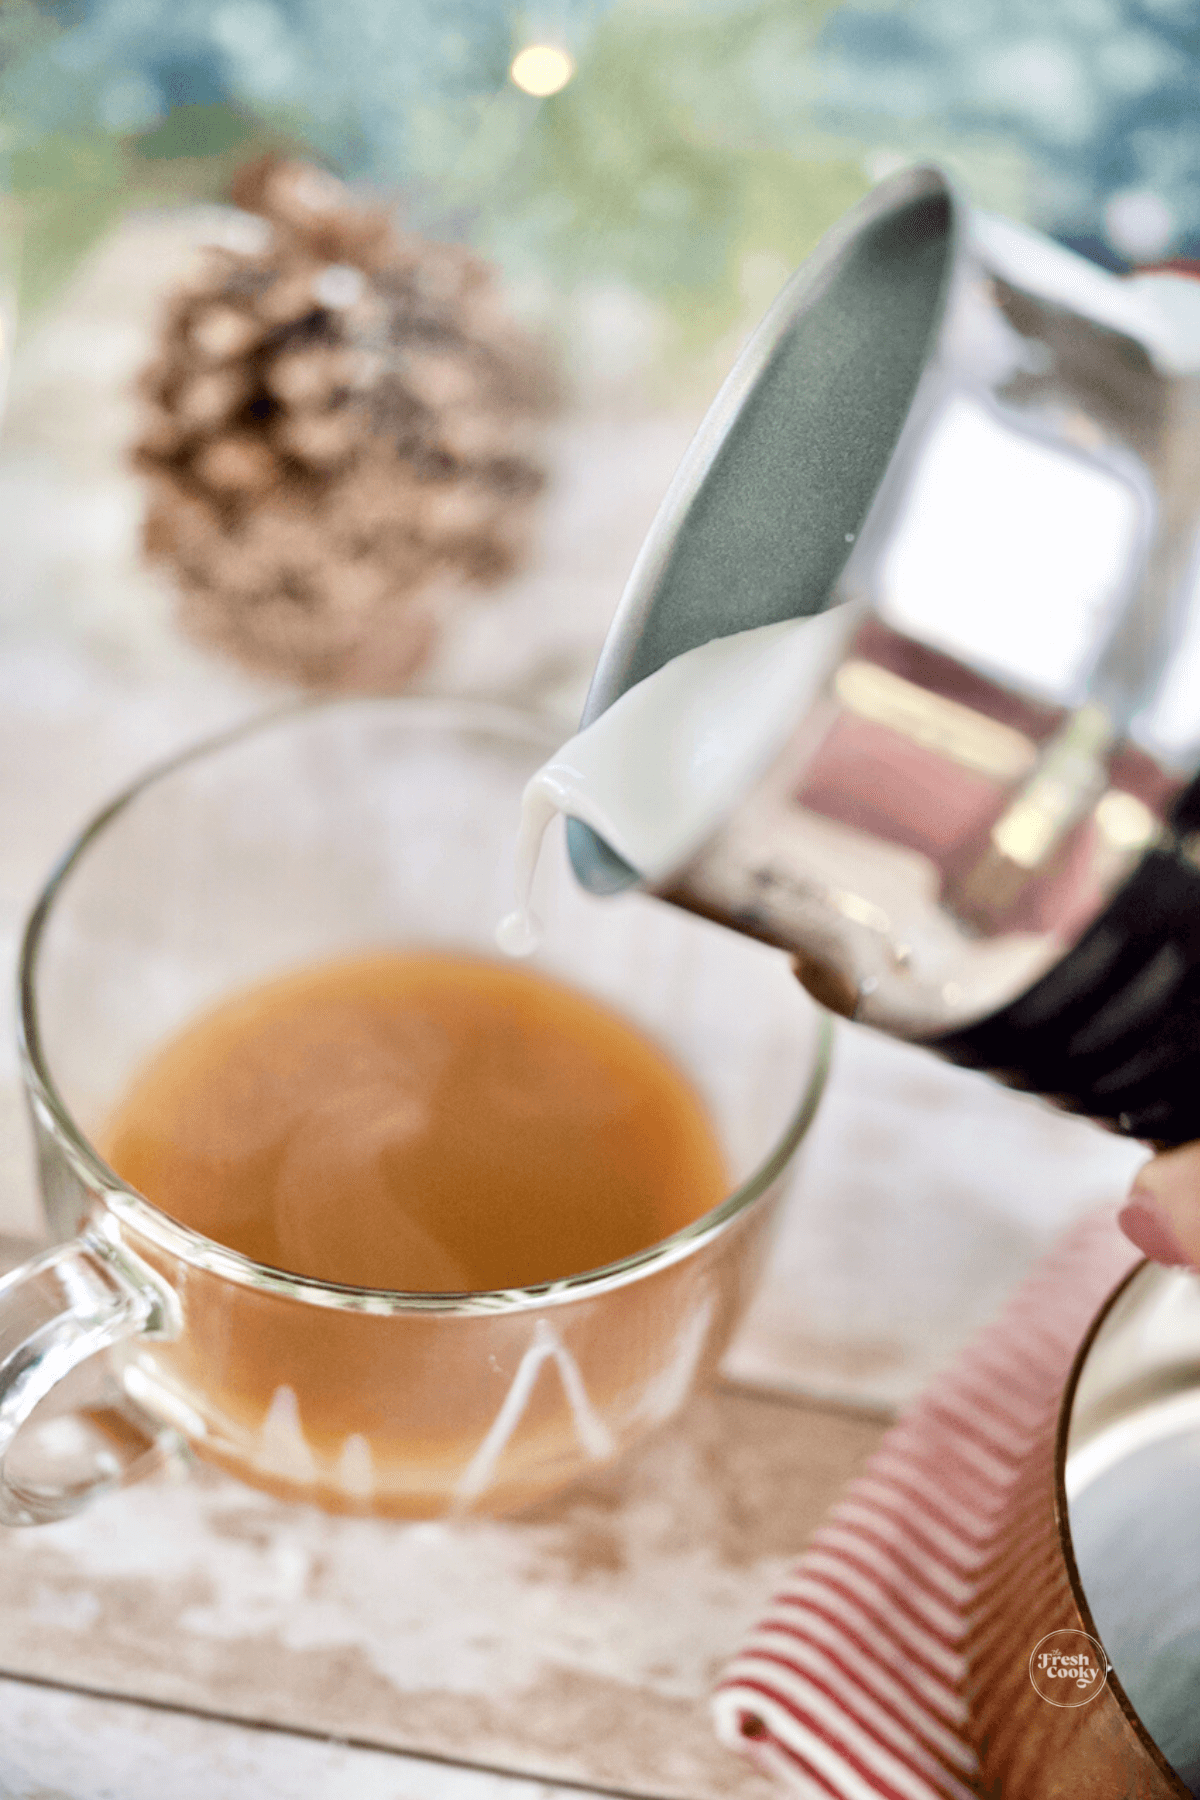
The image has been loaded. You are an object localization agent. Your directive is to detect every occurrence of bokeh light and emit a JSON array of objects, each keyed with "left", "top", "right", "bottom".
[{"left": 509, "top": 44, "right": 575, "bottom": 98}]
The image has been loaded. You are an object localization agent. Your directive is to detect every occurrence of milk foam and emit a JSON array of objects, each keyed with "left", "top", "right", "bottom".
[{"left": 497, "top": 606, "right": 856, "bottom": 954}]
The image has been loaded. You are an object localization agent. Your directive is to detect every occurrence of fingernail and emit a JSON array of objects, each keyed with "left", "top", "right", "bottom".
[{"left": 1118, "top": 1197, "right": 1193, "bottom": 1267}]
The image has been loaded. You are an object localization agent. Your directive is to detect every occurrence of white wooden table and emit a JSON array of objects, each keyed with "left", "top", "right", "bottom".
[{"left": 0, "top": 214, "right": 1147, "bottom": 1799}]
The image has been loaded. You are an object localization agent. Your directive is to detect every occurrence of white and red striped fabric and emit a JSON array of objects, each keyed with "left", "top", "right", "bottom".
[{"left": 713, "top": 1208, "right": 1141, "bottom": 1799}]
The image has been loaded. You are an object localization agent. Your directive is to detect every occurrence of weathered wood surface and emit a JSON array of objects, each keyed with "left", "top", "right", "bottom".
[
  {"left": 0, "top": 1672, "right": 598, "bottom": 1800},
  {"left": 0, "top": 1385, "right": 885, "bottom": 1799}
]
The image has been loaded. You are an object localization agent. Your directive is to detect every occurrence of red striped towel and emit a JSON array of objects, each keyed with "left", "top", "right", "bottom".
[{"left": 713, "top": 1208, "right": 1141, "bottom": 1799}]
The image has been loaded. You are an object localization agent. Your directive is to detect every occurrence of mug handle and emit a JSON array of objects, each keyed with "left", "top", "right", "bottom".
[{"left": 0, "top": 1234, "right": 180, "bottom": 1526}]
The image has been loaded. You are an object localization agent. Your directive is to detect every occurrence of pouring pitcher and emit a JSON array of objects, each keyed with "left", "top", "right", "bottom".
[{"left": 569, "top": 164, "right": 1200, "bottom": 1146}]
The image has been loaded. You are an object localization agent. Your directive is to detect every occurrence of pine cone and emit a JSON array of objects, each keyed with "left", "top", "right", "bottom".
[{"left": 134, "top": 155, "right": 560, "bottom": 689}]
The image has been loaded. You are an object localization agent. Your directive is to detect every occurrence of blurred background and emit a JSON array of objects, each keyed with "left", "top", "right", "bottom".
[
  {"left": 3, "top": 0, "right": 1198, "bottom": 679},
  {"left": 0, "top": 0, "right": 1177, "bottom": 1404},
  {"left": 6, "top": 0, "right": 1199, "bottom": 351},
  {"left": 5, "top": 0, "right": 1200, "bottom": 666}
]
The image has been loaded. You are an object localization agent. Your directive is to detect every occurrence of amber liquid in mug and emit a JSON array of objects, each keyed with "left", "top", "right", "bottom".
[{"left": 102, "top": 951, "right": 729, "bottom": 1292}]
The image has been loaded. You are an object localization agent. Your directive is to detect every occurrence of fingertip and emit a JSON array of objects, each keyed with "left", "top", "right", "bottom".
[{"left": 1118, "top": 1197, "right": 1195, "bottom": 1269}]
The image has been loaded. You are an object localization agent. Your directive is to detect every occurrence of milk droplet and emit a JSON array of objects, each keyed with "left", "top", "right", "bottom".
[
  {"left": 496, "top": 908, "right": 540, "bottom": 957},
  {"left": 495, "top": 785, "right": 558, "bottom": 957}
]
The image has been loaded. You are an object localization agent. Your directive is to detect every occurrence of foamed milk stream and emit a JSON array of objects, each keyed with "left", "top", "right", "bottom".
[{"left": 497, "top": 605, "right": 857, "bottom": 953}]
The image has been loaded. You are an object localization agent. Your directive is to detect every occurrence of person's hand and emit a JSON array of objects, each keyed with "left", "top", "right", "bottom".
[{"left": 1119, "top": 1145, "right": 1200, "bottom": 1269}]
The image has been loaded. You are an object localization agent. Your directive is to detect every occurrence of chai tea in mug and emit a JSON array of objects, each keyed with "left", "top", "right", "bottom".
[
  {"left": 12, "top": 700, "right": 826, "bottom": 1521},
  {"left": 102, "top": 951, "right": 729, "bottom": 1294}
]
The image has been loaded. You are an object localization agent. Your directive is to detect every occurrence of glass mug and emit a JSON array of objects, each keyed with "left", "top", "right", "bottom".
[{"left": 4, "top": 699, "right": 830, "bottom": 1525}]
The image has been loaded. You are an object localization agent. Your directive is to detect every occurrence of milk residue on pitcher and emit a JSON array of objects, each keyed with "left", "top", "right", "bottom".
[{"left": 497, "top": 606, "right": 857, "bottom": 955}]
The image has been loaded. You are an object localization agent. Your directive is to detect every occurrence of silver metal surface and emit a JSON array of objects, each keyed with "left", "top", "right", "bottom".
[
  {"left": 573, "top": 165, "right": 1200, "bottom": 1042},
  {"left": 1068, "top": 1265, "right": 1200, "bottom": 1795}
]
